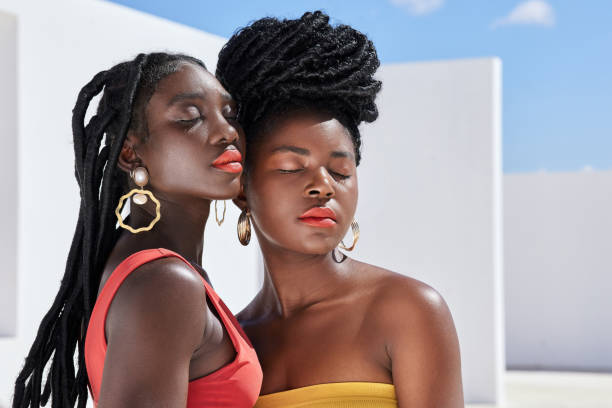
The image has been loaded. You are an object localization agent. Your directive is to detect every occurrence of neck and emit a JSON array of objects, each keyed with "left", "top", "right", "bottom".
[
  {"left": 127, "top": 192, "right": 211, "bottom": 265},
  {"left": 258, "top": 239, "right": 351, "bottom": 318}
]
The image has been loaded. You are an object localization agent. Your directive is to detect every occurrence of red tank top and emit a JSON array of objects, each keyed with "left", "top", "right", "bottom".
[{"left": 84, "top": 248, "right": 262, "bottom": 407}]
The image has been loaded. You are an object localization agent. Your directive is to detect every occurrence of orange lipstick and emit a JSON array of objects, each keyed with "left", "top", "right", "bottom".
[
  {"left": 212, "top": 148, "right": 243, "bottom": 173},
  {"left": 298, "top": 207, "right": 337, "bottom": 228}
]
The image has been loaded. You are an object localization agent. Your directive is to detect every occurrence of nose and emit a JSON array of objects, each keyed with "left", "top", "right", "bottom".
[
  {"left": 304, "top": 167, "right": 335, "bottom": 199},
  {"left": 209, "top": 114, "right": 240, "bottom": 146}
]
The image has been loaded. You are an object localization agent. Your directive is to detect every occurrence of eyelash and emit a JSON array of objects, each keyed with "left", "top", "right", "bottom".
[
  {"left": 278, "top": 168, "right": 350, "bottom": 180},
  {"left": 178, "top": 116, "right": 203, "bottom": 125},
  {"left": 179, "top": 114, "right": 236, "bottom": 126},
  {"left": 331, "top": 171, "right": 350, "bottom": 181}
]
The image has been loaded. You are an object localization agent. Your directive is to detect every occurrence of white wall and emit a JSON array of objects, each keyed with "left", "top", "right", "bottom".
[
  {"left": 0, "top": 1, "right": 260, "bottom": 405},
  {"left": 356, "top": 59, "right": 504, "bottom": 403},
  {"left": 0, "top": 11, "right": 17, "bottom": 338},
  {"left": 504, "top": 170, "right": 612, "bottom": 371}
]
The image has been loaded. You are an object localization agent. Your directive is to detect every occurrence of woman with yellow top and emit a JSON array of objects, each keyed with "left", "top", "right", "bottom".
[{"left": 216, "top": 11, "right": 464, "bottom": 407}]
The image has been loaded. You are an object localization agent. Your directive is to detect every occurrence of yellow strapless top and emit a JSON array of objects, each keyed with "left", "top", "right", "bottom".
[{"left": 254, "top": 382, "right": 397, "bottom": 408}]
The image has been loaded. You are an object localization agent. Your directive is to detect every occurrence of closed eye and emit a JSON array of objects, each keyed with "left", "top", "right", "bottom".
[
  {"left": 330, "top": 170, "right": 350, "bottom": 180},
  {"left": 177, "top": 116, "right": 203, "bottom": 125},
  {"left": 278, "top": 169, "right": 303, "bottom": 174}
]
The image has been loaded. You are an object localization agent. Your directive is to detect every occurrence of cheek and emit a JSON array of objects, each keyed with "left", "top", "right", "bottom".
[
  {"left": 139, "top": 138, "right": 230, "bottom": 198},
  {"left": 248, "top": 177, "right": 289, "bottom": 217},
  {"left": 337, "top": 178, "right": 359, "bottom": 217},
  {"left": 148, "top": 149, "right": 196, "bottom": 188},
  {"left": 247, "top": 177, "right": 298, "bottom": 235},
  {"left": 142, "top": 132, "right": 206, "bottom": 178}
]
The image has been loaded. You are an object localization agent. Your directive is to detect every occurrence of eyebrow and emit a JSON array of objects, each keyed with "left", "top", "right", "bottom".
[
  {"left": 271, "top": 145, "right": 310, "bottom": 155},
  {"left": 331, "top": 150, "right": 354, "bottom": 160},
  {"left": 271, "top": 145, "right": 354, "bottom": 160},
  {"left": 167, "top": 92, "right": 206, "bottom": 106}
]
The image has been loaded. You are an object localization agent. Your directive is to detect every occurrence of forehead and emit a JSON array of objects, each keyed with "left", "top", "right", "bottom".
[
  {"left": 151, "top": 62, "right": 227, "bottom": 102},
  {"left": 261, "top": 113, "right": 353, "bottom": 152}
]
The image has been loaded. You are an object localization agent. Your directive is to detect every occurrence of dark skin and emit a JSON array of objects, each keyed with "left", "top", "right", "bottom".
[
  {"left": 236, "top": 112, "right": 464, "bottom": 407},
  {"left": 96, "top": 63, "right": 245, "bottom": 408}
]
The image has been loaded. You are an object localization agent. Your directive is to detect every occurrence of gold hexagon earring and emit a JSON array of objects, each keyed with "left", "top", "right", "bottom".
[
  {"left": 115, "top": 167, "right": 161, "bottom": 233},
  {"left": 338, "top": 219, "right": 360, "bottom": 251}
]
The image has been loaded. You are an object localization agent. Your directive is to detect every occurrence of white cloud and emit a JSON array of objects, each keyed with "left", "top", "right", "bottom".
[
  {"left": 491, "top": 0, "right": 555, "bottom": 29},
  {"left": 581, "top": 165, "right": 595, "bottom": 172},
  {"left": 390, "top": 0, "right": 444, "bottom": 15}
]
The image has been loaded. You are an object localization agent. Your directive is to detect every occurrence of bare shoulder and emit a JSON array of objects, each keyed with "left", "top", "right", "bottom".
[
  {"left": 110, "top": 257, "right": 207, "bottom": 313},
  {"left": 99, "top": 257, "right": 209, "bottom": 406},
  {"left": 353, "top": 260, "right": 464, "bottom": 405},
  {"left": 352, "top": 260, "right": 455, "bottom": 336},
  {"left": 106, "top": 256, "right": 207, "bottom": 348}
]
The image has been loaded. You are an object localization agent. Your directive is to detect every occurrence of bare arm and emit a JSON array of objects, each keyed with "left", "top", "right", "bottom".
[
  {"left": 97, "top": 258, "right": 206, "bottom": 408},
  {"left": 381, "top": 278, "right": 464, "bottom": 407}
]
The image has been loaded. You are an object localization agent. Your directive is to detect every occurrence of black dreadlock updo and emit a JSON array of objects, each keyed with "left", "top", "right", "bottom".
[
  {"left": 216, "top": 10, "right": 382, "bottom": 166},
  {"left": 13, "top": 52, "right": 206, "bottom": 408}
]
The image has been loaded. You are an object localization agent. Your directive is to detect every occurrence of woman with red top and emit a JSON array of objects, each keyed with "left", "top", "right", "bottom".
[{"left": 13, "top": 52, "right": 262, "bottom": 408}]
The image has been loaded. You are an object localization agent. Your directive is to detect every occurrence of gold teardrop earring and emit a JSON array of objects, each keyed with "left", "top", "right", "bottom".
[
  {"left": 338, "top": 219, "right": 360, "bottom": 251},
  {"left": 237, "top": 209, "right": 251, "bottom": 246},
  {"left": 215, "top": 200, "right": 226, "bottom": 226},
  {"left": 115, "top": 166, "right": 161, "bottom": 233}
]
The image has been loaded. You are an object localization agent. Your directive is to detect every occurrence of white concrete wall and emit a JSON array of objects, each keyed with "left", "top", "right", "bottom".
[
  {"left": 0, "top": 1, "right": 261, "bottom": 405},
  {"left": 356, "top": 59, "right": 504, "bottom": 403},
  {"left": 0, "top": 11, "right": 18, "bottom": 338},
  {"left": 504, "top": 170, "right": 612, "bottom": 371}
]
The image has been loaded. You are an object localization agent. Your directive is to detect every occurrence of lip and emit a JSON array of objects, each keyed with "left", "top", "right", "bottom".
[
  {"left": 212, "top": 148, "right": 243, "bottom": 174},
  {"left": 298, "top": 207, "right": 337, "bottom": 228}
]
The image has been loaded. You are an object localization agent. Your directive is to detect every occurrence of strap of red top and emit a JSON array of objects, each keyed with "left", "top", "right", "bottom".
[{"left": 92, "top": 248, "right": 241, "bottom": 350}]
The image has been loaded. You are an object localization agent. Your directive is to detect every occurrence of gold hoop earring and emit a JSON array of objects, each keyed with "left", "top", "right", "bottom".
[
  {"left": 237, "top": 209, "right": 251, "bottom": 246},
  {"left": 215, "top": 200, "right": 226, "bottom": 226},
  {"left": 339, "top": 219, "right": 360, "bottom": 251},
  {"left": 115, "top": 166, "right": 161, "bottom": 234}
]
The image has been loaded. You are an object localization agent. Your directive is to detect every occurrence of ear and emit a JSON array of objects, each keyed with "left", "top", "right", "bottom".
[{"left": 117, "top": 131, "right": 142, "bottom": 173}]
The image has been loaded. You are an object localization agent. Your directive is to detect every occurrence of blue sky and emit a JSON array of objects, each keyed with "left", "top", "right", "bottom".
[{"left": 107, "top": 0, "right": 611, "bottom": 173}]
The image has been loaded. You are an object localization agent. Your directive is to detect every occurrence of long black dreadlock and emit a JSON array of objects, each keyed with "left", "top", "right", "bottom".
[
  {"left": 216, "top": 10, "right": 382, "bottom": 166},
  {"left": 13, "top": 52, "right": 206, "bottom": 408}
]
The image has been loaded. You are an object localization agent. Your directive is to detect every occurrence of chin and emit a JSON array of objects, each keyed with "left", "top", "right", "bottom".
[
  {"left": 290, "top": 240, "right": 338, "bottom": 256},
  {"left": 205, "top": 182, "right": 241, "bottom": 200}
]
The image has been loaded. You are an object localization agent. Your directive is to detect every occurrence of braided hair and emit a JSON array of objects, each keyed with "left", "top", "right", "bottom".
[
  {"left": 216, "top": 10, "right": 382, "bottom": 166},
  {"left": 13, "top": 52, "right": 206, "bottom": 408}
]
